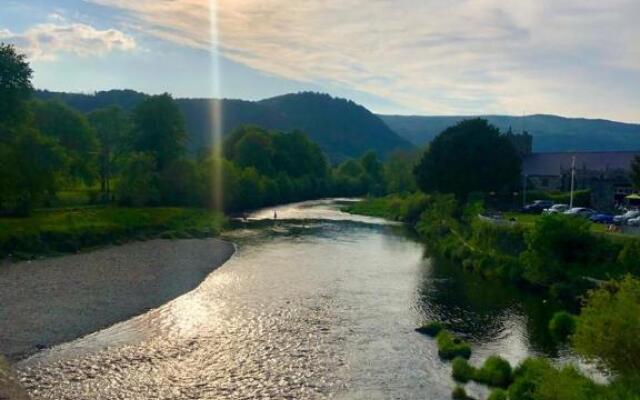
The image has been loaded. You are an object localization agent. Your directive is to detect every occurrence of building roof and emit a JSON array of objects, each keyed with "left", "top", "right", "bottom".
[{"left": 523, "top": 151, "right": 639, "bottom": 176}]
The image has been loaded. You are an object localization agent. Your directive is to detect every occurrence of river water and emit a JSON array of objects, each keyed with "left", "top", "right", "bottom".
[{"left": 16, "top": 199, "right": 574, "bottom": 400}]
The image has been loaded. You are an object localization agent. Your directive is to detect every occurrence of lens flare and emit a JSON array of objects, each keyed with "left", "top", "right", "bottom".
[{"left": 210, "top": 0, "right": 224, "bottom": 212}]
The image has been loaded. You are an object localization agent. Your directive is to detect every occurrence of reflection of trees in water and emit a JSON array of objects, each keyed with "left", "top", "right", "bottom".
[{"left": 416, "top": 257, "right": 563, "bottom": 356}]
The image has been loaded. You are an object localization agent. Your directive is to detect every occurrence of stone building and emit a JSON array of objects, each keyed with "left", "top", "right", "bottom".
[{"left": 523, "top": 151, "right": 638, "bottom": 210}]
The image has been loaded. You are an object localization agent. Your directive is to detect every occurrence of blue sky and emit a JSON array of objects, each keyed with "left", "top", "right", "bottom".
[{"left": 1, "top": 0, "right": 639, "bottom": 122}]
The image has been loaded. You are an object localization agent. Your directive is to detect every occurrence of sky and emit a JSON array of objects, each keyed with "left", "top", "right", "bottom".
[{"left": 1, "top": 0, "right": 639, "bottom": 122}]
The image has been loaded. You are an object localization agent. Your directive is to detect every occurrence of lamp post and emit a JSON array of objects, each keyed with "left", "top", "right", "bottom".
[{"left": 569, "top": 155, "right": 576, "bottom": 209}]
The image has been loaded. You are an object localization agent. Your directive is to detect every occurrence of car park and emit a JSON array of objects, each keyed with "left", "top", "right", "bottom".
[
  {"left": 613, "top": 210, "right": 640, "bottom": 225},
  {"left": 522, "top": 200, "right": 555, "bottom": 214},
  {"left": 590, "top": 213, "right": 615, "bottom": 224},
  {"left": 542, "top": 204, "right": 569, "bottom": 215},
  {"left": 564, "top": 207, "right": 596, "bottom": 218}
]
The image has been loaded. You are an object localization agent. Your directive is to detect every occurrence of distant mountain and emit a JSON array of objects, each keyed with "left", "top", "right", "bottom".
[
  {"left": 379, "top": 114, "right": 640, "bottom": 152},
  {"left": 35, "top": 90, "right": 413, "bottom": 162}
]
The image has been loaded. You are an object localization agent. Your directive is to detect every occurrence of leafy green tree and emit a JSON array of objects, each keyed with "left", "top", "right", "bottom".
[
  {"left": 413, "top": 118, "right": 521, "bottom": 200},
  {"left": 572, "top": 276, "right": 640, "bottom": 376},
  {"left": 159, "top": 159, "right": 199, "bottom": 206},
  {"left": 0, "top": 43, "right": 32, "bottom": 130},
  {"left": 384, "top": 150, "right": 418, "bottom": 193},
  {"left": 88, "top": 106, "right": 130, "bottom": 197},
  {"left": 130, "top": 94, "right": 187, "bottom": 170},
  {"left": 31, "top": 100, "right": 98, "bottom": 184},
  {"left": 116, "top": 153, "right": 160, "bottom": 206}
]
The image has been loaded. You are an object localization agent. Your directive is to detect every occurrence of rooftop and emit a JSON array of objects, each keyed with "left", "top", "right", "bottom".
[{"left": 523, "top": 151, "right": 639, "bottom": 176}]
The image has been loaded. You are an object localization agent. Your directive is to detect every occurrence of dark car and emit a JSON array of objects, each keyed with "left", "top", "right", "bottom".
[
  {"left": 522, "top": 200, "right": 555, "bottom": 214},
  {"left": 590, "top": 213, "right": 614, "bottom": 224}
]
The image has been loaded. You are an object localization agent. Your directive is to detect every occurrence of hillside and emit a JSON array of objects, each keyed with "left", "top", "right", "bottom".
[
  {"left": 35, "top": 90, "right": 413, "bottom": 162},
  {"left": 380, "top": 114, "right": 640, "bottom": 152}
]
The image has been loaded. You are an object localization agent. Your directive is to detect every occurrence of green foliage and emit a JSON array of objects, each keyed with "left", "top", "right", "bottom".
[
  {"left": 475, "top": 356, "right": 512, "bottom": 388},
  {"left": 0, "top": 43, "right": 33, "bottom": 127},
  {"left": 617, "top": 239, "right": 640, "bottom": 275},
  {"left": 521, "top": 214, "right": 597, "bottom": 287},
  {"left": 116, "top": 153, "right": 159, "bottom": 206},
  {"left": 548, "top": 311, "right": 576, "bottom": 342},
  {"left": 0, "top": 207, "right": 225, "bottom": 259},
  {"left": 383, "top": 150, "right": 418, "bottom": 194},
  {"left": 436, "top": 330, "right": 472, "bottom": 360},
  {"left": 526, "top": 190, "right": 592, "bottom": 208},
  {"left": 452, "top": 357, "right": 476, "bottom": 383},
  {"left": 31, "top": 100, "right": 98, "bottom": 184},
  {"left": 572, "top": 276, "right": 640, "bottom": 376},
  {"left": 487, "top": 389, "right": 508, "bottom": 400},
  {"left": 416, "top": 321, "right": 443, "bottom": 337},
  {"left": 88, "top": 106, "right": 129, "bottom": 197},
  {"left": 158, "top": 158, "right": 199, "bottom": 206},
  {"left": 451, "top": 385, "right": 468, "bottom": 400},
  {"left": 131, "top": 94, "right": 186, "bottom": 170},
  {"left": 413, "top": 118, "right": 521, "bottom": 200}
]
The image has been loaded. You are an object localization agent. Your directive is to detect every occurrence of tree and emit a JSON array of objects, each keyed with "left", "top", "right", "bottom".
[
  {"left": 116, "top": 153, "right": 160, "bottom": 206},
  {"left": 572, "top": 276, "right": 640, "bottom": 376},
  {"left": 631, "top": 155, "right": 640, "bottom": 192},
  {"left": 0, "top": 43, "right": 33, "bottom": 130},
  {"left": 31, "top": 100, "right": 98, "bottom": 185},
  {"left": 384, "top": 150, "right": 418, "bottom": 194},
  {"left": 88, "top": 106, "right": 130, "bottom": 198},
  {"left": 130, "top": 94, "right": 187, "bottom": 170},
  {"left": 413, "top": 119, "right": 521, "bottom": 200}
]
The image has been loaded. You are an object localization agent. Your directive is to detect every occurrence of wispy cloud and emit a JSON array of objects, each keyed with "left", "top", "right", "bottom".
[
  {"left": 83, "top": 1, "right": 640, "bottom": 120},
  {"left": 0, "top": 18, "right": 136, "bottom": 61}
]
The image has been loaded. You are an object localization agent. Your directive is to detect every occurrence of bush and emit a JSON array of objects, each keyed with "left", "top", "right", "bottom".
[
  {"left": 416, "top": 321, "right": 443, "bottom": 337},
  {"left": 452, "top": 357, "right": 476, "bottom": 383},
  {"left": 475, "top": 356, "right": 512, "bottom": 388},
  {"left": 487, "top": 388, "right": 508, "bottom": 400},
  {"left": 437, "top": 331, "right": 472, "bottom": 360},
  {"left": 572, "top": 276, "right": 640, "bottom": 376},
  {"left": 451, "top": 385, "right": 468, "bottom": 400},
  {"left": 548, "top": 311, "right": 576, "bottom": 342}
]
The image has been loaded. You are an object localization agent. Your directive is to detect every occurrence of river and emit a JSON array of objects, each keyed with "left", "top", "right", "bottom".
[{"left": 15, "top": 199, "right": 576, "bottom": 400}]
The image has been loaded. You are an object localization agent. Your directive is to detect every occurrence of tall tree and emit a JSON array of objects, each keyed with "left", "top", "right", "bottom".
[
  {"left": 0, "top": 44, "right": 64, "bottom": 214},
  {"left": 32, "top": 100, "right": 98, "bottom": 185},
  {"left": 88, "top": 106, "right": 129, "bottom": 197},
  {"left": 130, "top": 94, "right": 187, "bottom": 170},
  {"left": 413, "top": 118, "right": 522, "bottom": 200},
  {"left": 0, "top": 43, "right": 32, "bottom": 131}
]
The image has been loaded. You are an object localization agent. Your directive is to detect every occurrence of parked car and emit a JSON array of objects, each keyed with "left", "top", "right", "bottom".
[
  {"left": 522, "top": 200, "right": 555, "bottom": 214},
  {"left": 613, "top": 210, "right": 640, "bottom": 225},
  {"left": 543, "top": 204, "right": 569, "bottom": 215},
  {"left": 564, "top": 207, "right": 596, "bottom": 218},
  {"left": 590, "top": 213, "right": 615, "bottom": 224},
  {"left": 627, "top": 216, "right": 640, "bottom": 226}
]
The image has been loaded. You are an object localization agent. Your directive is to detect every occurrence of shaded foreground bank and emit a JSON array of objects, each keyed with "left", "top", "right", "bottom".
[{"left": 0, "top": 238, "right": 234, "bottom": 361}]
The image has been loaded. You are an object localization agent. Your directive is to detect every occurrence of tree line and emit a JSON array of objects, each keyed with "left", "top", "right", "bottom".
[{"left": 0, "top": 43, "right": 417, "bottom": 216}]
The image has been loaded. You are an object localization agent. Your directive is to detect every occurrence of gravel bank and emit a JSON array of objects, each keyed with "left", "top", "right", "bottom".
[{"left": 0, "top": 238, "right": 234, "bottom": 362}]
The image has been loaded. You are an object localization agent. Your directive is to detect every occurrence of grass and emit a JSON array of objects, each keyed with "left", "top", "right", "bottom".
[
  {"left": 505, "top": 212, "right": 631, "bottom": 237},
  {"left": 436, "top": 330, "right": 472, "bottom": 360},
  {"left": 0, "top": 207, "right": 226, "bottom": 260}
]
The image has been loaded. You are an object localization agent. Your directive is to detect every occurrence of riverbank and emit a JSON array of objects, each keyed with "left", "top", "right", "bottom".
[
  {"left": 0, "top": 207, "right": 226, "bottom": 261},
  {"left": 0, "top": 238, "right": 234, "bottom": 361}
]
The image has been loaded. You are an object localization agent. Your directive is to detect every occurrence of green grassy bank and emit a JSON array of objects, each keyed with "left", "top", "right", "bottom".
[{"left": 0, "top": 207, "right": 225, "bottom": 260}]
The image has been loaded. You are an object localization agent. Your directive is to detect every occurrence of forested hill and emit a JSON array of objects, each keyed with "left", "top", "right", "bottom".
[
  {"left": 35, "top": 90, "right": 413, "bottom": 162},
  {"left": 380, "top": 114, "right": 640, "bottom": 152}
]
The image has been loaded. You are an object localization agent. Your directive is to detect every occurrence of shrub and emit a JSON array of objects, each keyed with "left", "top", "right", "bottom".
[
  {"left": 572, "top": 276, "right": 640, "bottom": 375},
  {"left": 548, "top": 311, "right": 576, "bottom": 342},
  {"left": 487, "top": 388, "right": 508, "bottom": 400},
  {"left": 452, "top": 357, "right": 476, "bottom": 383},
  {"left": 617, "top": 239, "right": 640, "bottom": 274},
  {"left": 451, "top": 385, "right": 468, "bottom": 400},
  {"left": 416, "top": 321, "right": 443, "bottom": 337},
  {"left": 475, "top": 356, "right": 512, "bottom": 388},
  {"left": 437, "top": 331, "right": 472, "bottom": 360}
]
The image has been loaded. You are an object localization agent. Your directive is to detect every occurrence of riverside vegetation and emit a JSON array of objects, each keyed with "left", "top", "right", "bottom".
[
  {"left": 0, "top": 43, "right": 417, "bottom": 260},
  {"left": 346, "top": 119, "right": 640, "bottom": 398}
]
